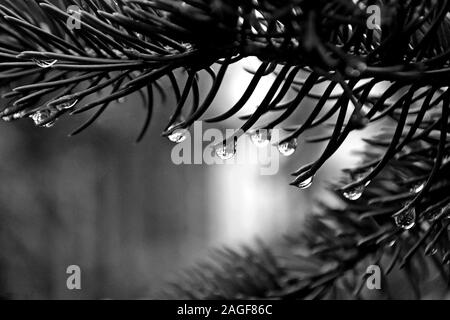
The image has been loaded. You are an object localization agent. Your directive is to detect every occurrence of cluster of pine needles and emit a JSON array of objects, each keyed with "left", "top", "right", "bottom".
[{"left": 0, "top": 0, "right": 450, "bottom": 299}]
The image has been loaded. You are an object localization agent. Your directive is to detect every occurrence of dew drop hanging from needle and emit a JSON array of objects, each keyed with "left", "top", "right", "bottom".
[
  {"left": 215, "top": 139, "right": 237, "bottom": 160},
  {"left": 168, "top": 129, "right": 188, "bottom": 144},
  {"left": 250, "top": 129, "right": 272, "bottom": 147},
  {"left": 166, "top": 122, "right": 188, "bottom": 143},
  {"left": 294, "top": 176, "right": 314, "bottom": 190},
  {"left": 342, "top": 173, "right": 371, "bottom": 201},
  {"left": 278, "top": 138, "right": 297, "bottom": 156},
  {"left": 394, "top": 207, "right": 416, "bottom": 230},
  {"left": 29, "top": 109, "right": 57, "bottom": 128},
  {"left": 343, "top": 186, "right": 365, "bottom": 201}
]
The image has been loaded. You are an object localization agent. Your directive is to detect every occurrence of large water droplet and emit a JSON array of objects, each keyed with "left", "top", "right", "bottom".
[
  {"left": 167, "top": 129, "right": 187, "bottom": 144},
  {"left": 250, "top": 129, "right": 271, "bottom": 147},
  {"left": 394, "top": 208, "right": 416, "bottom": 230},
  {"left": 343, "top": 173, "right": 370, "bottom": 200},
  {"left": 278, "top": 138, "right": 297, "bottom": 156},
  {"left": 343, "top": 186, "right": 365, "bottom": 201},
  {"left": 166, "top": 122, "right": 188, "bottom": 144},
  {"left": 29, "top": 109, "right": 56, "bottom": 128},
  {"left": 55, "top": 98, "right": 78, "bottom": 111},
  {"left": 410, "top": 182, "right": 425, "bottom": 194},
  {"left": 294, "top": 175, "right": 314, "bottom": 190},
  {"left": 32, "top": 58, "right": 57, "bottom": 68},
  {"left": 215, "top": 140, "right": 237, "bottom": 160}
]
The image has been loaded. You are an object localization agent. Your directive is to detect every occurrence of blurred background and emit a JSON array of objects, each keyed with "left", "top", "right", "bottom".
[{"left": 0, "top": 58, "right": 376, "bottom": 299}]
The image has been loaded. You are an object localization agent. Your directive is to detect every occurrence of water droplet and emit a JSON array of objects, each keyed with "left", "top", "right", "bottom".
[
  {"left": 1, "top": 115, "right": 12, "bottom": 122},
  {"left": 410, "top": 182, "right": 425, "bottom": 194},
  {"left": 250, "top": 129, "right": 271, "bottom": 147},
  {"left": 32, "top": 58, "right": 57, "bottom": 68},
  {"left": 55, "top": 98, "right": 78, "bottom": 111},
  {"left": 167, "top": 129, "right": 187, "bottom": 144},
  {"left": 12, "top": 111, "right": 26, "bottom": 119},
  {"left": 342, "top": 172, "right": 370, "bottom": 200},
  {"left": 394, "top": 208, "right": 416, "bottom": 230},
  {"left": 294, "top": 176, "right": 314, "bottom": 190},
  {"left": 117, "top": 97, "right": 126, "bottom": 104},
  {"left": 29, "top": 109, "right": 56, "bottom": 128},
  {"left": 215, "top": 140, "right": 237, "bottom": 160},
  {"left": 278, "top": 138, "right": 297, "bottom": 156},
  {"left": 343, "top": 185, "right": 365, "bottom": 200}
]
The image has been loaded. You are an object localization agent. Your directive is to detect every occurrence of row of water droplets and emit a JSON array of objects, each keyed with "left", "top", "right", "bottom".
[
  {"left": 167, "top": 126, "right": 299, "bottom": 158},
  {"left": 166, "top": 126, "right": 312, "bottom": 187}
]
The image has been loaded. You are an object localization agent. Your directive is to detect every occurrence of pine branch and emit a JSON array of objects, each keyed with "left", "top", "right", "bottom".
[
  {"left": 0, "top": 0, "right": 448, "bottom": 188},
  {"left": 1, "top": 0, "right": 450, "bottom": 299}
]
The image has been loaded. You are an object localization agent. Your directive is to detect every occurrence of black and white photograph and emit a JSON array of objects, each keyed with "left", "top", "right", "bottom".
[{"left": 0, "top": 0, "right": 449, "bottom": 306}]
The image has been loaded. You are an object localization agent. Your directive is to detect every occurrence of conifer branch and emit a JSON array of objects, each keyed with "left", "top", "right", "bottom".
[{"left": 1, "top": 0, "right": 450, "bottom": 299}]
